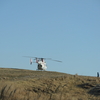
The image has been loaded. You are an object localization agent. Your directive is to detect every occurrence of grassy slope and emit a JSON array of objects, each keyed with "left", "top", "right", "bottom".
[{"left": 0, "top": 68, "right": 100, "bottom": 100}]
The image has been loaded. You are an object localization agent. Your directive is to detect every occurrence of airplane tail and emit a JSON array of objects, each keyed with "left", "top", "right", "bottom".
[{"left": 30, "top": 58, "right": 33, "bottom": 65}]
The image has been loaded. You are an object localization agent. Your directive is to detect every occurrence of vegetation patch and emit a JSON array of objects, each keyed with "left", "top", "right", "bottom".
[{"left": 0, "top": 68, "right": 100, "bottom": 100}]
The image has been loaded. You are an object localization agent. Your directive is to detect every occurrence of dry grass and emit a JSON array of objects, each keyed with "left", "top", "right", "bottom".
[{"left": 0, "top": 68, "right": 100, "bottom": 100}]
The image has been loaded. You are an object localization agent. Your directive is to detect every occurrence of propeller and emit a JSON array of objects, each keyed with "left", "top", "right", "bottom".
[
  {"left": 23, "top": 56, "right": 37, "bottom": 58},
  {"left": 23, "top": 56, "right": 51, "bottom": 60},
  {"left": 49, "top": 59, "right": 62, "bottom": 62},
  {"left": 23, "top": 56, "right": 62, "bottom": 62}
]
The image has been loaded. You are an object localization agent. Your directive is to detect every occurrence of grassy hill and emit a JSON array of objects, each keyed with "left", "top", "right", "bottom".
[{"left": 0, "top": 68, "right": 100, "bottom": 100}]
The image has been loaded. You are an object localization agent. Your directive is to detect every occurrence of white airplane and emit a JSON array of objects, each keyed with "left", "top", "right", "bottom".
[{"left": 23, "top": 56, "right": 62, "bottom": 71}]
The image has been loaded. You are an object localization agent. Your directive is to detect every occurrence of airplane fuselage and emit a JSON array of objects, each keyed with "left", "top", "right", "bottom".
[{"left": 37, "top": 61, "right": 47, "bottom": 70}]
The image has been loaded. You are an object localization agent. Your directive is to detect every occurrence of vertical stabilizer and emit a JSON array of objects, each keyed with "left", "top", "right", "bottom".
[{"left": 30, "top": 58, "right": 32, "bottom": 64}]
